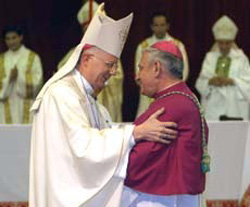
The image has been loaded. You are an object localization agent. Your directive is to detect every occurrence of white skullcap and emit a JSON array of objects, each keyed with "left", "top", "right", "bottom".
[
  {"left": 212, "top": 15, "right": 238, "bottom": 41},
  {"left": 77, "top": 0, "right": 99, "bottom": 26}
]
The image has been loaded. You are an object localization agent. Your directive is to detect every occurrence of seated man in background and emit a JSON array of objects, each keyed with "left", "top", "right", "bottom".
[
  {"left": 135, "top": 12, "right": 189, "bottom": 117},
  {"left": 196, "top": 15, "right": 250, "bottom": 121},
  {"left": 0, "top": 25, "right": 43, "bottom": 124},
  {"left": 58, "top": 0, "right": 124, "bottom": 122},
  {"left": 123, "top": 41, "right": 209, "bottom": 207}
]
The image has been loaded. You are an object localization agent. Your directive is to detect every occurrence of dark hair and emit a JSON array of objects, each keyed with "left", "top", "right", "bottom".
[
  {"left": 2, "top": 25, "right": 23, "bottom": 38},
  {"left": 150, "top": 12, "right": 169, "bottom": 25}
]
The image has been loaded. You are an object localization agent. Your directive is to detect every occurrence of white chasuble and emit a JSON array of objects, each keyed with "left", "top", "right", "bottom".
[
  {"left": 29, "top": 70, "right": 134, "bottom": 207},
  {"left": 196, "top": 48, "right": 250, "bottom": 120},
  {"left": 0, "top": 45, "right": 43, "bottom": 123}
]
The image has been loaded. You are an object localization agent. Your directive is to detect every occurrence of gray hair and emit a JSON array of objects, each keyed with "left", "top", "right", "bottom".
[
  {"left": 143, "top": 47, "right": 184, "bottom": 79},
  {"left": 77, "top": 46, "right": 100, "bottom": 66}
]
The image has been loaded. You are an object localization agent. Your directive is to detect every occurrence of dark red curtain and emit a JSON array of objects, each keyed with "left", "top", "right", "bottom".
[{"left": 1, "top": 0, "right": 250, "bottom": 121}]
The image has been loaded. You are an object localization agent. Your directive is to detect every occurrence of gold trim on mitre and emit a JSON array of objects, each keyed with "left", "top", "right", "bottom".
[
  {"left": 82, "top": 3, "right": 133, "bottom": 58},
  {"left": 212, "top": 15, "right": 238, "bottom": 40}
]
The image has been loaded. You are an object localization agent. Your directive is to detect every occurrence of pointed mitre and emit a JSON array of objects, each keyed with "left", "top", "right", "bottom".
[
  {"left": 77, "top": 0, "right": 99, "bottom": 27},
  {"left": 31, "top": 3, "right": 133, "bottom": 111},
  {"left": 81, "top": 3, "right": 133, "bottom": 58},
  {"left": 212, "top": 15, "right": 238, "bottom": 40}
]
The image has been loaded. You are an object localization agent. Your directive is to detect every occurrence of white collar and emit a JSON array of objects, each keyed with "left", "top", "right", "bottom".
[
  {"left": 153, "top": 33, "right": 171, "bottom": 41},
  {"left": 75, "top": 69, "right": 94, "bottom": 96},
  {"left": 7, "top": 45, "right": 25, "bottom": 55}
]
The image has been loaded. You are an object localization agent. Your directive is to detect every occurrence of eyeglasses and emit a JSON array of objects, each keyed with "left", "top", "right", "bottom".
[{"left": 90, "top": 55, "right": 118, "bottom": 73}]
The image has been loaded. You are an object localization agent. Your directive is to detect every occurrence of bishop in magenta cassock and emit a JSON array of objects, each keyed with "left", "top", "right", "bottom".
[{"left": 123, "top": 41, "right": 210, "bottom": 207}]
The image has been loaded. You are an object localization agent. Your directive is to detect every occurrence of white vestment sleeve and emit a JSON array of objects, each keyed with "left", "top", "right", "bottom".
[
  {"left": 195, "top": 53, "right": 214, "bottom": 97},
  {"left": 114, "top": 129, "right": 135, "bottom": 178},
  {"left": 0, "top": 71, "right": 14, "bottom": 100},
  {"left": 16, "top": 54, "right": 43, "bottom": 98},
  {"left": 233, "top": 54, "right": 250, "bottom": 103}
]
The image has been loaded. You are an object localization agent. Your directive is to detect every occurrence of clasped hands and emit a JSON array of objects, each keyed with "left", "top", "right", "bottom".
[
  {"left": 208, "top": 76, "right": 234, "bottom": 87},
  {"left": 9, "top": 66, "right": 18, "bottom": 82}
]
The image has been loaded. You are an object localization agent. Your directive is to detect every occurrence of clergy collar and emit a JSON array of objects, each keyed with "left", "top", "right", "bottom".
[
  {"left": 7, "top": 45, "right": 25, "bottom": 54},
  {"left": 153, "top": 32, "right": 170, "bottom": 41},
  {"left": 153, "top": 81, "right": 184, "bottom": 99},
  {"left": 75, "top": 69, "right": 95, "bottom": 97}
]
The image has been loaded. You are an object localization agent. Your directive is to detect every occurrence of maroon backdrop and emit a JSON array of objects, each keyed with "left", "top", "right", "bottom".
[{"left": 1, "top": 0, "right": 250, "bottom": 121}]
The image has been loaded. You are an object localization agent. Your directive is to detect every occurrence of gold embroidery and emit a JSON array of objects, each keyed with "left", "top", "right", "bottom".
[
  {"left": 141, "top": 40, "right": 149, "bottom": 49},
  {"left": 156, "top": 91, "right": 210, "bottom": 173},
  {"left": 215, "top": 56, "right": 231, "bottom": 77},
  {"left": 22, "top": 51, "right": 36, "bottom": 123},
  {"left": 149, "top": 97, "right": 154, "bottom": 104},
  {"left": 4, "top": 99, "right": 12, "bottom": 124},
  {"left": 22, "top": 99, "right": 31, "bottom": 124},
  {"left": 0, "top": 54, "right": 6, "bottom": 91},
  {"left": 173, "top": 38, "right": 181, "bottom": 46},
  {"left": 0, "top": 54, "right": 12, "bottom": 123}
]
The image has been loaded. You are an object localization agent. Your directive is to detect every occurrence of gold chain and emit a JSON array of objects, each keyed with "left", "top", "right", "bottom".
[{"left": 156, "top": 91, "right": 210, "bottom": 173}]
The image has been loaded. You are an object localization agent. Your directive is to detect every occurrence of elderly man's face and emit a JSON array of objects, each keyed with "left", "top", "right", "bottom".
[
  {"left": 80, "top": 48, "right": 118, "bottom": 94},
  {"left": 151, "top": 16, "right": 169, "bottom": 39},
  {"left": 5, "top": 31, "right": 23, "bottom": 51},
  {"left": 217, "top": 40, "right": 233, "bottom": 56},
  {"left": 136, "top": 52, "right": 156, "bottom": 97}
]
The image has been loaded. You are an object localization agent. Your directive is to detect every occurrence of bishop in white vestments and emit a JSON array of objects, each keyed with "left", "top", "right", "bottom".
[
  {"left": 196, "top": 15, "right": 250, "bottom": 120},
  {"left": 29, "top": 4, "right": 177, "bottom": 207}
]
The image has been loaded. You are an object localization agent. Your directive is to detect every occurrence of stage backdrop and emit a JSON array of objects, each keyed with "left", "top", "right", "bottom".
[{"left": 0, "top": 0, "right": 250, "bottom": 121}]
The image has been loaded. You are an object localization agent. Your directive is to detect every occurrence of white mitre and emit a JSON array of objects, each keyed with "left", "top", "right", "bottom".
[
  {"left": 212, "top": 15, "right": 238, "bottom": 40},
  {"left": 31, "top": 3, "right": 133, "bottom": 111},
  {"left": 77, "top": 0, "right": 99, "bottom": 26}
]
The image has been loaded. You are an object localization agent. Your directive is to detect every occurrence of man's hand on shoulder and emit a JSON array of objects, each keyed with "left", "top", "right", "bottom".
[{"left": 133, "top": 108, "right": 178, "bottom": 144}]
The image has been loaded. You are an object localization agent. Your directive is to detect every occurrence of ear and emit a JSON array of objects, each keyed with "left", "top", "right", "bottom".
[
  {"left": 153, "top": 61, "right": 162, "bottom": 77},
  {"left": 81, "top": 53, "right": 90, "bottom": 63},
  {"left": 79, "top": 54, "right": 91, "bottom": 71}
]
